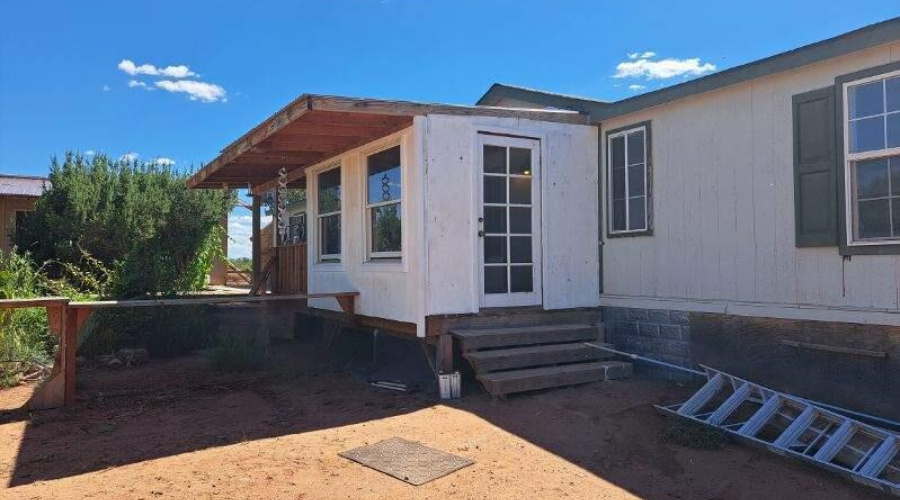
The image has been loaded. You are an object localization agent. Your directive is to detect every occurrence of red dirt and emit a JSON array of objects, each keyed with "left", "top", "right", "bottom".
[{"left": 0, "top": 342, "right": 880, "bottom": 500}]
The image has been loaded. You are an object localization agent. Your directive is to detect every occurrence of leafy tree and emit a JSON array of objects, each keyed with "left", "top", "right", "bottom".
[{"left": 15, "top": 152, "right": 233, "bottom": 299}]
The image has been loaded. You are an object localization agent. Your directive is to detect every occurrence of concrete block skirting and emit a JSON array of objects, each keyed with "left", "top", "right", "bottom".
[{"left": 601, "top": 306, "right": 900, "bottom": 420}]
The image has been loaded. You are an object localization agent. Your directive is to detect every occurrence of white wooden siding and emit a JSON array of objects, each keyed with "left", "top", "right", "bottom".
[{"left": 601, "top": 41, "right": 900, "bottom": 325}]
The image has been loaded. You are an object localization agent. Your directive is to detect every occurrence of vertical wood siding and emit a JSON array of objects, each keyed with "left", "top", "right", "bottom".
[{"left": 601, "top": 42, "right": 900, "bottom": 316}]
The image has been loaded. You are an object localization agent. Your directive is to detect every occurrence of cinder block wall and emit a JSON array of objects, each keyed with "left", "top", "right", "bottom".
[{"left": 602, "top": 306, "right": 899, "bottom": 420}]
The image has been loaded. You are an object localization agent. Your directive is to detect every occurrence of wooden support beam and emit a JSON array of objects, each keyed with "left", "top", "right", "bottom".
[
  {"left": 251, "top": 194, "right": 262, "bottom": 284},
  {"left": 438, "top": 335, "right": 454, "bottom": 374},
  {"left": 336, "top": 295, "right": 357, "bottom": 327}
]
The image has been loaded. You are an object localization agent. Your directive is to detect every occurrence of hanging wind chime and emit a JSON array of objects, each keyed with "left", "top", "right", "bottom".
[{"left": 277, "top": 168, "right": 288, "bottom": 244}]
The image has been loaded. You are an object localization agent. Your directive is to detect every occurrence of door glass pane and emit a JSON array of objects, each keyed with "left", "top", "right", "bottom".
[
  {"left": 509, "top": 148, "right": 532, "bottom": 175},
  {"left": 509, "top": 177, "right": 531, "bottom": 204},
  {"left": 850, "top": 116, "right": 886, "bottom": 153},
  {"left": 613, "top": 199, "right": 626, "bottom": 231},
  {"left": 510, "top": 236, "right": 532, "bottom": 263},
  {"left": 888, "top": 113, "right": 900, "bottom": 149},
  {"left": 856, "top": 159, "right": 889, "bottom": 199},
  {"left": 484, "top": 176, "right": 506, "bottom": 203},
  {"left": 612, "top": 167, "right": 626, "bottom": 200},
  {"left": 628, "top": 164, "right": 645, "bottom": 197},
  {"left": 887, "top": 77, "right": 900, "bottom": 113},
  {"left": 510, "top": 266, "right": 533, "bottom": 293},
  {"left": 611, "top": 136, "right": 625, "bottom": 168},
  {"left": 849, "top": 80, "right": 884, "bottom": 119},
  {"left": 509, "top": 207, "right": 531, "bottom": 234},
  {"left": 484, "top": 266, "right": 508, "bottom": 294},
  {"left": 629, "top": 197, "right": 646, "bottom": 230},
  {"left": 484, "top": 145, "right": 507, "bottom": 174},
  {"left": 627, "top": 130, "right": 645, "bottom": 165},
  {"left": 370, "top": 203, "right": 401, "bottom": 253},
  {"left": 367, "top": 146, "right": 401, "bottom": 204},
  {"left": 484, "top": 237, "right": 507, "bottom": 264},
  {"left": 859, "top": 199, "right": 891, "bottom": 239},
  {"left": 484, "top": 206, "right": 507, "bottom": 233}
]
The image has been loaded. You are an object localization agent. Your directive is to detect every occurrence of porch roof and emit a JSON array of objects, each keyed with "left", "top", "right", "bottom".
[{"left": 186, "top": 94, "right": 587, "bottom": 192}]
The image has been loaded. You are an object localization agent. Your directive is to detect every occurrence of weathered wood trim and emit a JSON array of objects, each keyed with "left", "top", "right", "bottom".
[{"left": 308, "top": 307, "right": 418, "bottom": 337}]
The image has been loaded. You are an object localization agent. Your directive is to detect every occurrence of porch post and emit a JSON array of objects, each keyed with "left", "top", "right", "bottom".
[{"left": 251, "top": 194, "right": 262, "bottom": 284}]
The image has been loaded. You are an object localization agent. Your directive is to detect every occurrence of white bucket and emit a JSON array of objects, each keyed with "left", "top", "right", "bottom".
[{"left": 439, "top": 372, "right": 461, "bottom": 400}]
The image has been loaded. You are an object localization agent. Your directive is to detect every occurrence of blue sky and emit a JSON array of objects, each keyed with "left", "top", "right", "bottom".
[{"left": 1, "top": 1, "right": 897, "bottom": 256}]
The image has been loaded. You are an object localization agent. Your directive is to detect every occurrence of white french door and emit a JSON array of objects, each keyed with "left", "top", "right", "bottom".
[{"left": 477, "top": 134, "right": 542, "bottom": 308}]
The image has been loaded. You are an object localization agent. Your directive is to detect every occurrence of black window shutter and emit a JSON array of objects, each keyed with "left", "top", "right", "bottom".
[{"left": 792, "top": 87, "right": 838, "bottom": 247}]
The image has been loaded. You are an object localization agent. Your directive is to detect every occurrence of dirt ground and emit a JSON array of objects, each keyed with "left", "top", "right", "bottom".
[{"left": 0, "top": 338, "right": 882, "bottom": 500}]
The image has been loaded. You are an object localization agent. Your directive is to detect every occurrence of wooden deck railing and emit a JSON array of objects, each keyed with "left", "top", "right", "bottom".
[
  {"left": 272, "top": 243, "right": 307, "bottom": 294},
  {"left": 0, "top": 290, "right": 357, "bottom": 411}
]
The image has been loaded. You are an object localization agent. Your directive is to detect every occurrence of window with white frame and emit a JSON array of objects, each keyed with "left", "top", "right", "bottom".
[
  {"left": 365, "top": 145, "right": 402, "bottom": 258},
  {"left": 607, "top": 124, "right": 649, "bottom": 234},
  {"left": 317, "top": 167, "right": 341, "bottom": 261},
  {"left": 845, "top": 72, "right": 900, "bottom": 243}
]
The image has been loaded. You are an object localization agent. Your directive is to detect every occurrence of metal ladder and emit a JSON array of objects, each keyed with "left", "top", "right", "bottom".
[{"left": 656, "top": 366, "right": 900, "bottom": 497}]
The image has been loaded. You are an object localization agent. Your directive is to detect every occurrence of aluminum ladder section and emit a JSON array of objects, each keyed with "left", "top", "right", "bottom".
[{"left": 656, "top": 366, "right": 900, "bottom": 497}]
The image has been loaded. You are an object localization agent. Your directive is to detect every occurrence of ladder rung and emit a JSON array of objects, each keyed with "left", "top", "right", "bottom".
[
  {"left": 708, "top": 383, "right": 752, "bottom": 425},
  {"left": 739, "top": 395, "right": 782, "bottom": 437},
  {"left": 774, "top": 406, "right": 818, "bottom": 448},
  {"left": 813, "top": 420, "right": 855, "bottom": 463},
  {"left": 677, "top": 373, "right": 725, "bottom": 417},
  {"left": 858, "top": 436, "right": 898, "bottom": 479}
]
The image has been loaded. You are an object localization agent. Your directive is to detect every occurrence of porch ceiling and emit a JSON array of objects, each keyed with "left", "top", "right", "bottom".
[{"left": 187, "top": 94, "right": 587, "bottom": 193}]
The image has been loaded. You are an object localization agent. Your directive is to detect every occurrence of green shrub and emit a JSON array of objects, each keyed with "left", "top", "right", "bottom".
[
  {"left": 208, "top": 333, "right": 265, "bottom": 373},
  {"left": 0, "top": 252, "right": 54, "bottom": 387}
]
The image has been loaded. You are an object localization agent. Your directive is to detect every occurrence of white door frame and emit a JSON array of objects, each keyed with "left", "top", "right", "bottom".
[{"left": 476, "top": 133, "right": 543, "bottom": 308}]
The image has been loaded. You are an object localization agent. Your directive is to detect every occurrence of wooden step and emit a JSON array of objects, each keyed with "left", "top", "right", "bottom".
[
  {"left": 451, "top": 324, "right": 599, "bottom": 351},
  {"left": 477, "top": 361, "right": 633, "bottom": 396},
  {"left": 464, "top": 343, "right": 612, "bottom": 372}
]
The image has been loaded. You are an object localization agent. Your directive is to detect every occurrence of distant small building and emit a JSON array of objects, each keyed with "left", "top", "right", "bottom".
[{"left": 0, "top": 175, "right": 49, "bottom": 253}]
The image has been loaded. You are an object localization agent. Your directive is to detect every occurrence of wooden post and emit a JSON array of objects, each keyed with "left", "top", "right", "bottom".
[
  {"left": 251, "top": 194, "right": 262, "bottom": 285},
  {"left": 437, "top": 335, "right": 454, "bottom": 374}
]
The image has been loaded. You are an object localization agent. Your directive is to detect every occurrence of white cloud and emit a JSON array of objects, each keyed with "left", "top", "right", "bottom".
[
  {"left": 120, "top": 152, "right": 139, "bottom": 163},
  {"left": 228, "top": 214, "right": 272, "bottom": 259},
  {"left": 154, "top": 80, "right": 227, "bottom": 102},
  {"left": 127, "top": 79, "right": 149, "bottom": 89},
  {"left": 614, "top": 54, "right": 716, "bottom": 80},
  {"left": 628, "top": 84, "right": 646, "bottom": 91},
  {"left": 628, "top": 51, "right": 656, "bottom": 60},
  {"left": 102, "top": 85, "right": 111, "bottom": 92},
  {"left": 153, "top": 157, "right": 176, "bottom": 166},
  {"left": 118, "top": 59, "right": 197, "bottom": 78},
  {"left": 84, "top": 150, "right": 96, "bottom": 156}
]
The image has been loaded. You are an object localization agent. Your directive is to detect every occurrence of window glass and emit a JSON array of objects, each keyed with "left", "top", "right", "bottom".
[
  {"left": 509, "top": 207, "right": 531, "bottom": 234},
  {"left": 484, "top": 237, "right": 507, "bottom": 264},
  {"left": 628, "top": 198, "right": 646, "bottom": 231},
  {"left": 849, "top": 80, "right": 884, "bottom": 119},
  {"left": 627, "top": 130, "right": 645, "bottom": 165},
  {"left": 887, "top": 76, "right": 900, "bottom": 113},
  {"left": 612, "top": 199, "right": 626, "bottom": 231},
  {"left": 850, "top": 117, "right": 886, "bottom": 153},
  {"left": 367, "top": 146, "right": 401, "bottom": 204},
  {"left": 892, "top": 158, "right": 900, "bottom": 195},
  {"left": 370, "top": 203, "right": 401, "bottom": 253},
  {"left": 887, "top": 113, "right": 900, "bottom": 149},
  {"left": 611, "top": 136, "right": 626, "bottom": 168},
  {"left": 318, "top": 168, "right": 341, "bottom": 213},
  {"left": 628, "top": 164, "right": 645, "bottom": 197},
  {"left": 859, "top": 199, "right": 891, "bottom": 239},
  {"left": 320, "top": 214, "right": 341, "bottom": 256},
  {"left": 484, "top": 206, "right": 507, "bottom": 233},
  {"left": 510, "top": 266, "right": 533, "bottom": 293},
  {"left": 856, "top": 159, "right": 890, "bottom": 199},
  {"left": 509, "top": 236, "right": 532, "bottom": 263}
]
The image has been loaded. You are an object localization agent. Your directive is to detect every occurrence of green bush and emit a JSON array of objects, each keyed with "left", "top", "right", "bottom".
[
  {"left": 0, "top": 252, "right": 54, "bottom": 387},
  {"left": 207, "top": 332, "right": 265, "bottom": 373},
  {"left": 15, "top": 152, "right": 233, "bottom": 298}
]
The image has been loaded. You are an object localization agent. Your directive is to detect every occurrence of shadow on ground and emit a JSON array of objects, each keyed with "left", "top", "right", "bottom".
[{"left": 0, "top": 328, "right": 884, "bottom": 499}]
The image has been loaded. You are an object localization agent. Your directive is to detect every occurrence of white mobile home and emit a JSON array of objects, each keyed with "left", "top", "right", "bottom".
[{"left": 189, "top": 18, "right": 900, "bottom": 412}]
